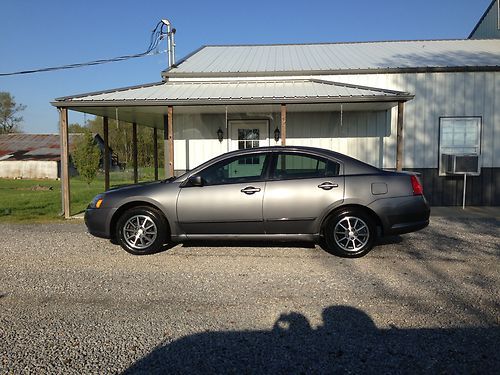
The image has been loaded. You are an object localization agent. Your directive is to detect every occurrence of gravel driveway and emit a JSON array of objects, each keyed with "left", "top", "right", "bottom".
[{"left": 1, "top": 217, "right": 499, "bottom": 374}]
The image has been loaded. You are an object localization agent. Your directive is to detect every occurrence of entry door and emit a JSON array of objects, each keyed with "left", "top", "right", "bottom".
[
  {"left": 229, "top": 120, "right": 269, "bottom": 178},
  {"left": 229, "top": 120, "right": 269, "bottom": 151}
]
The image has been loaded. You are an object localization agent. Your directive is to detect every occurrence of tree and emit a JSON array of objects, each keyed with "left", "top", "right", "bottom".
[
  {"left": 0, "top": 92, "right": 26, "bottom": 134},
  {"left": 86, "top": 116, "right": 163, "bottom": 169},
  {"left": 68, "top": 123, "right": 87, "bottom": 133},
  {"left": 72, "top": 130, "right": 101, "bottom": 186}
]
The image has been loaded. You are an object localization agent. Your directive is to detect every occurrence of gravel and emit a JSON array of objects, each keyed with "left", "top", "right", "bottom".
[{"left": 0, "top": 217, "right": 499, "bottom": 374}]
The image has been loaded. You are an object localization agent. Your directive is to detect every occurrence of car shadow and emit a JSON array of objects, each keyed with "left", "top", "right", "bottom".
[
  {"left": 181, "top": 240, "right": 316, "bottom": 249},
  {"left": 124, "top": 305, "right": 499, "bottom": 374}
]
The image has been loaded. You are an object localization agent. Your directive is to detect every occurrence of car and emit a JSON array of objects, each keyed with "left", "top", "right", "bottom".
[{"left": 85, "top": 146, "right": 430, "bottom": 257}]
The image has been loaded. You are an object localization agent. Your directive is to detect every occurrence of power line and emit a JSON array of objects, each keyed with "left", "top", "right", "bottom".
[{"left": 0, "top": 21, "right": 167, "bottom": 77}]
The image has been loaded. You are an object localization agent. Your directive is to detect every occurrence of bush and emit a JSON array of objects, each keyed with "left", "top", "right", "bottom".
[{"left": 72, "top": 131, "right": 100, "bottom": 185}]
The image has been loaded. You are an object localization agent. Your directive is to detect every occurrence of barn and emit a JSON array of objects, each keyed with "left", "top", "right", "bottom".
[
  {"left": 0, "top": 133, "right": 117, "bottom": 179},
  {"left": 0, "top": 134, "right": 80, "bottom": 179},
  {"left": 52, "top": 1, "right": 500, "bottom": 217}
]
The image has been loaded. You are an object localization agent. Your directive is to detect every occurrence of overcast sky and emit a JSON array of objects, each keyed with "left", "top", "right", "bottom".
[{"left": 0, "top": 0, "right": 492, "bottom": 133}]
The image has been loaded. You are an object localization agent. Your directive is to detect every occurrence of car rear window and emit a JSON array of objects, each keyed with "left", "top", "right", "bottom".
[{"left": 273, "top": 153, "right": 340, "bottom": 179}]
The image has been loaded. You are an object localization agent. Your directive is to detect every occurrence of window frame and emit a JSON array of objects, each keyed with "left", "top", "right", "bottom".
[
  {"left": 268, "top": 151, "right": 342, "bottom": 181},
  {"left": 438, "top": 116, "right": 482, "bottom": 176}
]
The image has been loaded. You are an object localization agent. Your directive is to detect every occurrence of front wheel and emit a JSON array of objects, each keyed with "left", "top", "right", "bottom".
[
  {"left": 323, "top": 209, "right": 376, "bottom": 258},
  {"left": 116, "top": 206, "right": 168, "bottom": 255}
]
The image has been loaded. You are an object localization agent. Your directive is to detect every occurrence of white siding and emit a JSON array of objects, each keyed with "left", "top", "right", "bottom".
[
  {"left": 0, "top": 161, "right": 59, "bottom": 179},
  {"left": 170, "top": 71, "right": 500, "bottom": 171},
  {"left": 173, "top": 113, "right": 228, "bottom": 170},
  {"left": 323, "top": 72, "right": 500, "bottom": 168},
  {"left": 173, "top": 110, "right": 391, "bottom": 170},
  {"left": 286, "top": 111, "right": 391, "bottom": 168}
]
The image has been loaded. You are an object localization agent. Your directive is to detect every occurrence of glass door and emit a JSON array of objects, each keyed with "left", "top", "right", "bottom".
[
  {"left": 229, "top": 120, "right": 269, "bottom": 178},
  {"left": 229, "top": 120, "right": 269, "bottom": 152}
]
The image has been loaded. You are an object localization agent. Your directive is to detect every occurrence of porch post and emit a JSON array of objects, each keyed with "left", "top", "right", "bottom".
[
  {"left": 280, "top": 104, "right": 287, "bottom": 146},
  {"left": 59, "top": 107, "right": 71, "bottom": 219},
  {"left": 132, "top": 122, "right": 138, "bottom": 183},
  {"left": 396, "top": 101, "right": 404, "bottom": 171},
  {"left": 165, "top": 106, "right": 174, "bottom": 177},
  {"left": 153, "top": 127, "right": 158, "bottom": 180},
  {"left": 103, "top": 116, "right": 110, "bottom": 190},
  {"left": 163, "top": 114, "right": 168, "bottom": 178}
]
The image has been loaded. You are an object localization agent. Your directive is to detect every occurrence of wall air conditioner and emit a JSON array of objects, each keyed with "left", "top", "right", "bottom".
[{"left": 442, "top": 154, "right": 480, "bottom": 175}]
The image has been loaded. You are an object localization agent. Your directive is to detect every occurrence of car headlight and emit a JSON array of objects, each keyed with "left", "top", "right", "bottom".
[{"left": 89, "top": 194, "right": 104, "bottom": 209}]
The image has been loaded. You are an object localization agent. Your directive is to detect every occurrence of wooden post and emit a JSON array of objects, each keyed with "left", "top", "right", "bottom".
[
  {"left": 59, "top": 107, "right": 71, "bottom": 219},
  {"left": 280, "top": 104, "right": 287, "bottom": 146},
  {"left": 163, "top": 114, "right": 168, "bottom": 178},
  {"left": 396, "top": 101, "right": 404, "bottom": 171},
  {"left": 103, "top": 116, "right": 110, "bottom": 191},
  {"left": 132, "top": 122, "right": 138, "bottom": 183},
  {"left": 153, "top": 127, "right": 158, "bottom": 180},
  {"left": 167, "top": 106, "right": 174, "bottom": 177}
]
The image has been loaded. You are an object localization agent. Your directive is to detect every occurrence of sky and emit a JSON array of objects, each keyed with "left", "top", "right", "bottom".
[{"left": 0, "top": 0, "right": 492, "bottom": 134}]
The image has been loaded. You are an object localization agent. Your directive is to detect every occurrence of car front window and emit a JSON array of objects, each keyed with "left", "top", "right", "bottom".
[{"left": 198, "top": 153, "right": 268, "bottom": 186}]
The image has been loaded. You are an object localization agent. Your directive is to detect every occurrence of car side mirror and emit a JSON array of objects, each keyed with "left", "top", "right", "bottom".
[{"left": 188, "top": 175, "right": 204, "bottom": 187}]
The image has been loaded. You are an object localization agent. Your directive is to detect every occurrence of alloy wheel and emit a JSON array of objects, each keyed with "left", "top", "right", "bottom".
[
  {"left": 333, "top": 216, "right": 370, "bottom": 252},
  {"left": 122, "top": 215, "right": 158, "bottom": 250}
]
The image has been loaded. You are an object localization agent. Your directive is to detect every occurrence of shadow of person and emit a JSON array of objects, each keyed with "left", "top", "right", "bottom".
[
  {"left": 124, "top": 305, "right": 499, "bottom": 374},
  {"left": 273, "top": 312, "right": 312, "bottom": 333},
  {"left": 124, "top": 306, "right": 378, "bottom": 374}
]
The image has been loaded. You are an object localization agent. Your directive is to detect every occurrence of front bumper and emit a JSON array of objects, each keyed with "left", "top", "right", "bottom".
[
  {"left": 368, "top": 195, "right": 430, "bottom": 236},
  {"left": 84, "top": 207, "right": 116, "bottom": 239}
]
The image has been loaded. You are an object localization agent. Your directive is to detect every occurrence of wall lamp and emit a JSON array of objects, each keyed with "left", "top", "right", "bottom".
[
  {"left": 217, "top": 127, "right": 224, "bottom": 142},
  {"left": 274, "top": 127, "right": 280, "bottom": 142}
]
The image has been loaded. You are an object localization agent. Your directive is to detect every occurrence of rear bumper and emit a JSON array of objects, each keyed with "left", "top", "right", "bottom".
[
  {"left": 84, "top": 207, "right": 116, "bottom": 239},
  {"left": 368, "top": 195, "right": 430, "bottom": 236}
]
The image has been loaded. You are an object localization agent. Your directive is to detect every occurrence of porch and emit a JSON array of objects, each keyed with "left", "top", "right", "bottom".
[{"left": 52, "top": 79, "right": 413, "bottom": 218}]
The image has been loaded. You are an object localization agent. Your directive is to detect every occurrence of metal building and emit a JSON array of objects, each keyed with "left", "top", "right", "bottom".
[
  {"left": 469, "top": 0, "right": 500, "bottom": 39},
  {"left": 52, "top": 4, "right": 500, "bottom": 217}
]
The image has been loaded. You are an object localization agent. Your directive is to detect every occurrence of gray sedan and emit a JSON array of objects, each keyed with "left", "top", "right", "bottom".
[{"left": 85, "top": 146, "right": 430, "bottom": 257}]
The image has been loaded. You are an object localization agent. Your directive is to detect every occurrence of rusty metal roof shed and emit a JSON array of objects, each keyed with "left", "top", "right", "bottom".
[{"left": 0, "top": 133, "right": 82, "bottom": 161}]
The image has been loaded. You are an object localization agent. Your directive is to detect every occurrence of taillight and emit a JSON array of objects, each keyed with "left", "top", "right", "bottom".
[{"left": 411, "top": 175, "right": 423, "bottom": 196}]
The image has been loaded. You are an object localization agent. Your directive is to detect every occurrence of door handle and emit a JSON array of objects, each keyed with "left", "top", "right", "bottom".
[
  {"left": 318, "top": 182, "right": 339, "bottom": 190},
  {"left": 241, "top": 186, "right": 261, "bottom": 195}
]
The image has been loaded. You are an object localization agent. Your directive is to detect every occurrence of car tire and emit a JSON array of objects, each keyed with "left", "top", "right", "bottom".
[
  {"left": 323, "top": 209, "right": 376, "bottom": 258},
  {"left": 116, "top": 206, "right": 168, "bottom": 255}
]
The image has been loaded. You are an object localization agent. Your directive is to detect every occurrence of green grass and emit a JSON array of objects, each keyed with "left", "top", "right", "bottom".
[{"left": 0, "top": 167, "right": 164, "bottom": 223}]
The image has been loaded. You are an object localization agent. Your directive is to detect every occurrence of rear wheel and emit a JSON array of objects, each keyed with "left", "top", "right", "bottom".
[
  {"left": 323, "top": 209, "right": 376, "bottom": 258},
  {"left": 116, "top": 206, "right": 168, "bottom": 255}
]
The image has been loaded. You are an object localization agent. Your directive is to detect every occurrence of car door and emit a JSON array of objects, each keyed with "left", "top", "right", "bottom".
[
  {"left": 176, "top": 152, "right": 270, "bottom": 235},
  {"left": 263, "top": 152, "right": 344, "bottom": 234}
]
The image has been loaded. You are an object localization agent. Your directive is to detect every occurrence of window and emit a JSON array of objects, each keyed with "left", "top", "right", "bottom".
[
  {"left": 439, "top": 117, "right": 481, "bottom": 175},
  {"left": 238, "top": 128, "right": 260, "bottom": 165},
  {"left": 198, "top": 153, "right": 268, "bottom": 186},
  {"left": 273, "top": 153, "right": 340, "bottom": 180}
]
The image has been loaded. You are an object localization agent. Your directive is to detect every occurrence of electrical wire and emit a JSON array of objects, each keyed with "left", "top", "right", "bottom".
[{"left": 0, "top": 21, "right": 167, "bottom": 77}]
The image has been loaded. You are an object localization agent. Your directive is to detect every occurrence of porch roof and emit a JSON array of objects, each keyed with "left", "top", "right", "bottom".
[
  {"left": 54, "top": 79, "right": 412, "bottom": 106},
  {"left": 52, "top": 79, "right": 412, "bottom": 128}
]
